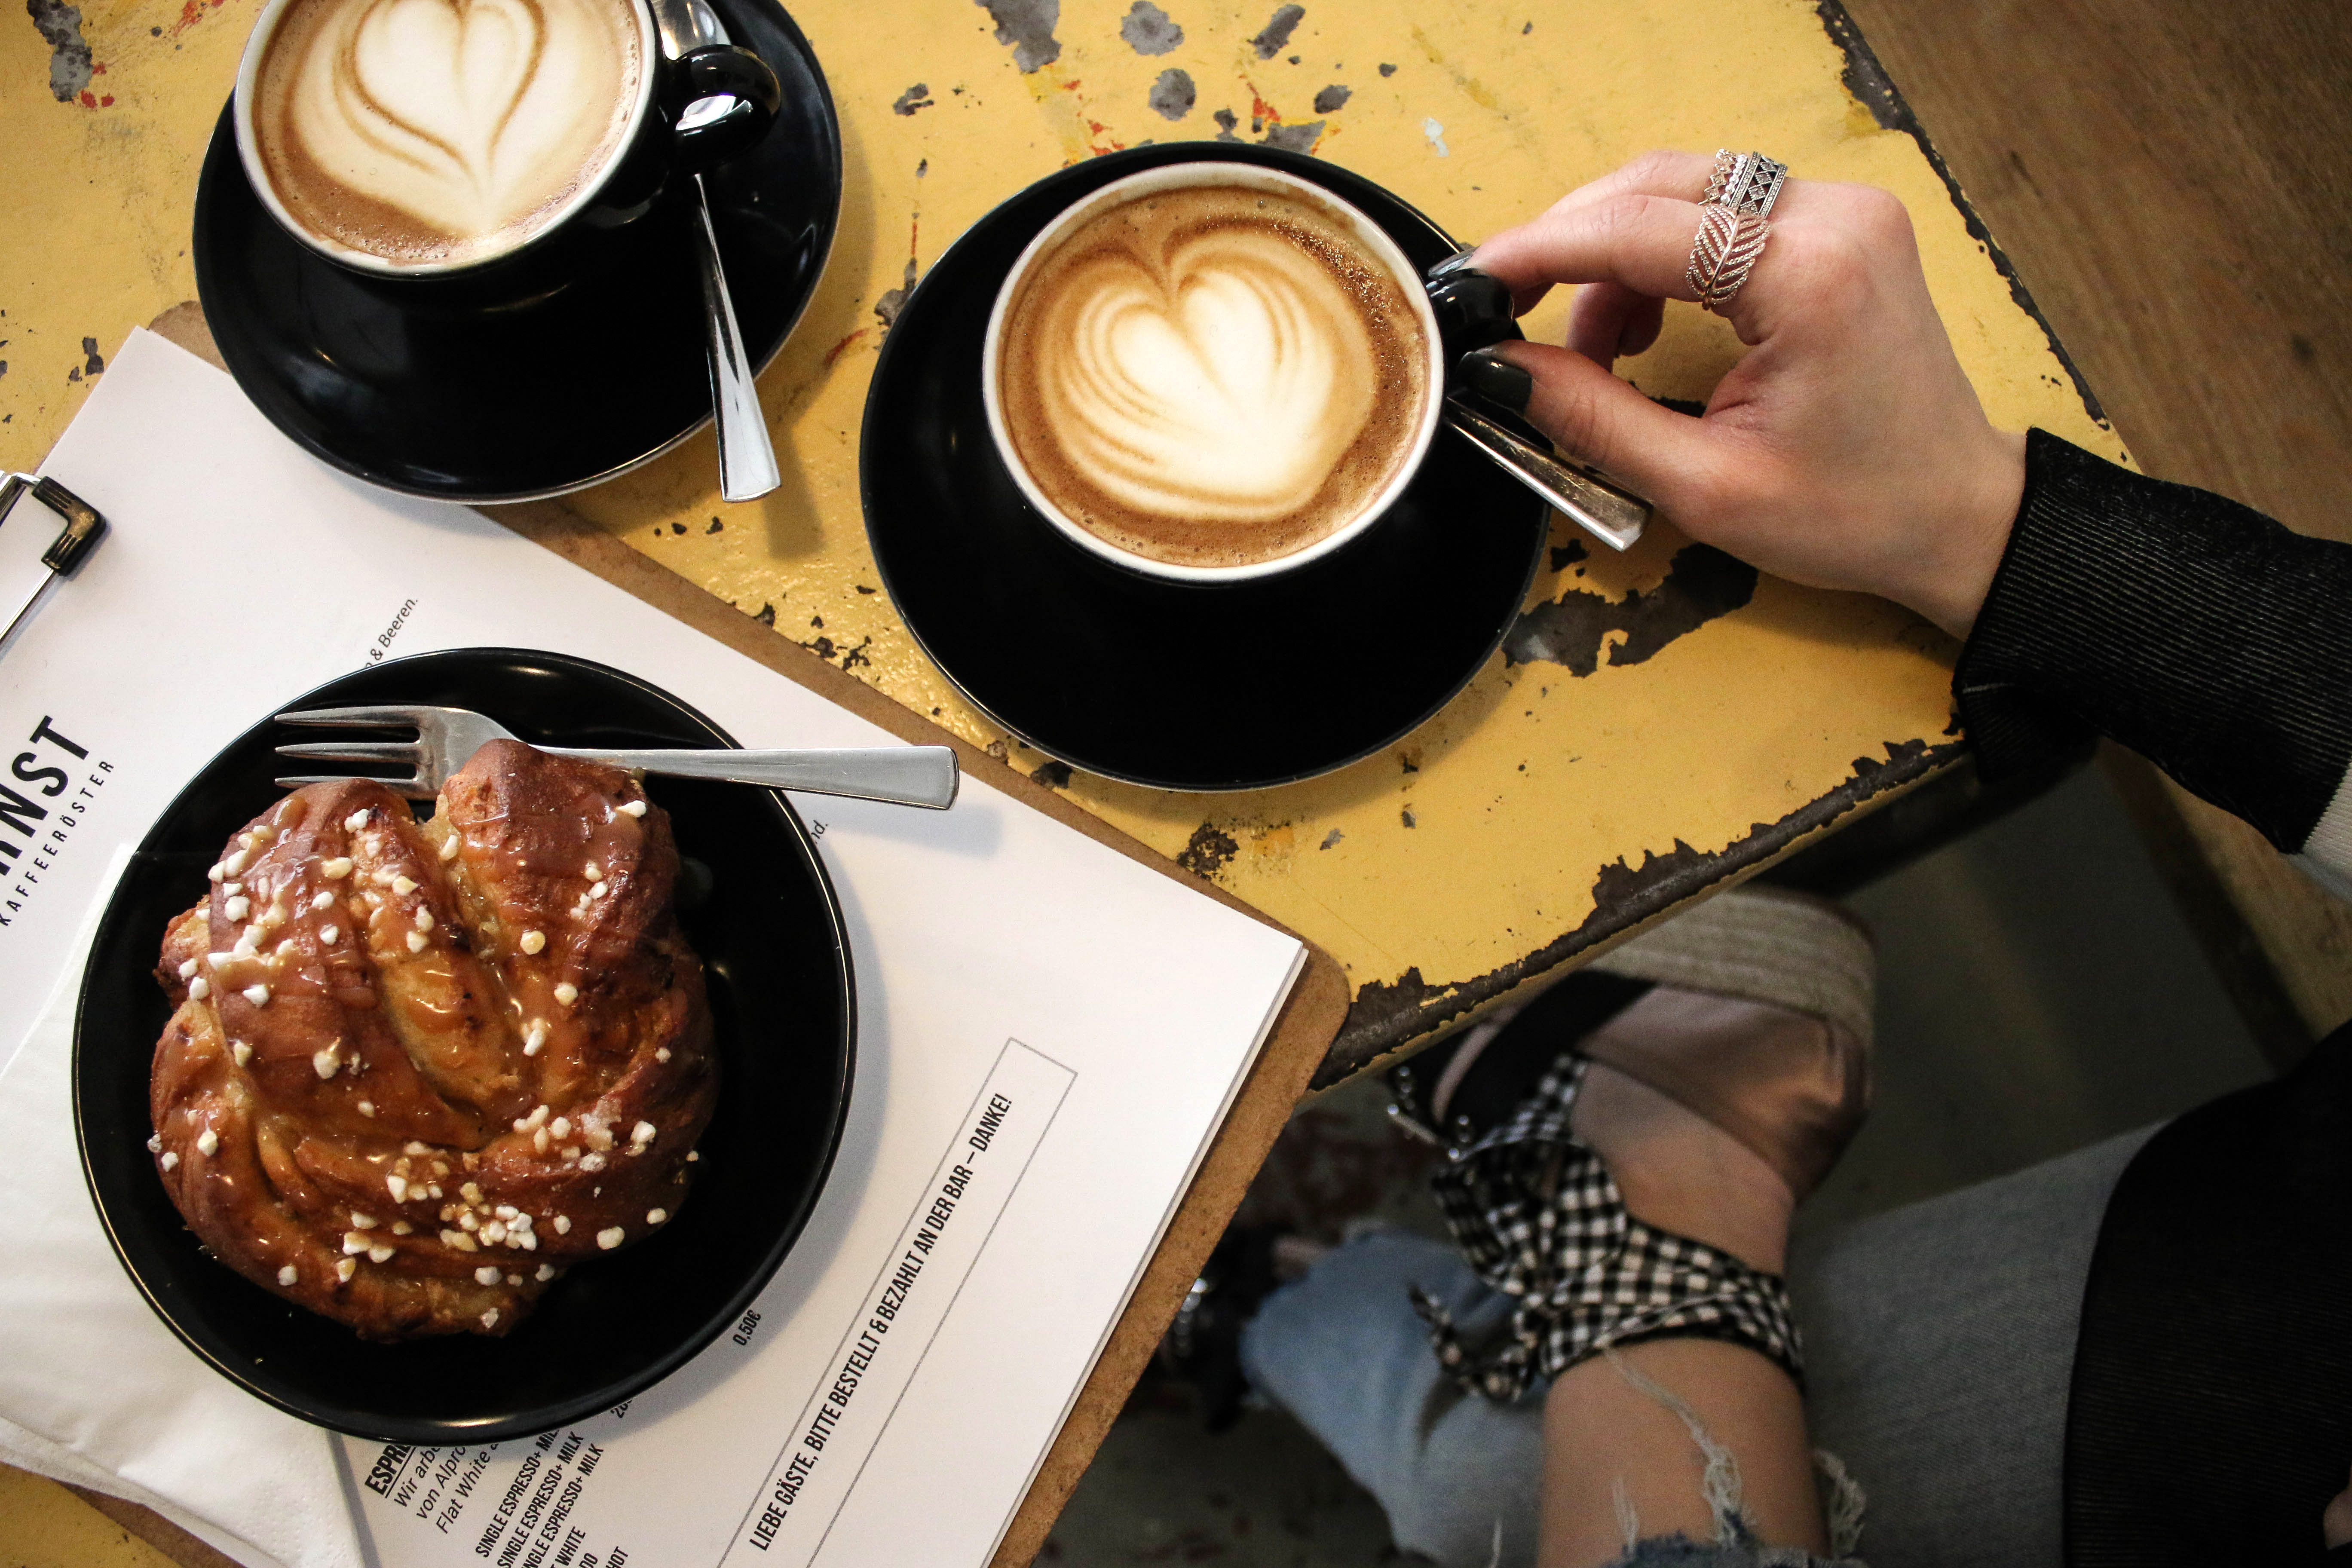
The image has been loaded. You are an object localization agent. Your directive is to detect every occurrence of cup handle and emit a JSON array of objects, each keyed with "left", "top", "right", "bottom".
[
  {"left": 665, "top": 45, "right": 783, "bottom": 171},
  {"left": 1425, "top": 268, "right": 1519, "bottom": 361},
  {"left": 1424, "top": 262, "right": 1653, "bottom": 551}
]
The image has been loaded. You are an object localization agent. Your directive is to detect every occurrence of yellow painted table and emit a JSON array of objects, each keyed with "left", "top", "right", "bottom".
[{"left": 0, "top": 3, "right": 2112, "bottom": 1075}]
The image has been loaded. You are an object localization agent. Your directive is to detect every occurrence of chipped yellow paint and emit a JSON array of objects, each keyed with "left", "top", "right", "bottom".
[
  {"left": 0, "top": 0, "right": 257, "bottom": 462},
  {"left": 0, "top": 1464, "right": 181, "bottom": 1568},
  {"left": 1, "top": 0, "right": 2119, "bottom": 1042}
]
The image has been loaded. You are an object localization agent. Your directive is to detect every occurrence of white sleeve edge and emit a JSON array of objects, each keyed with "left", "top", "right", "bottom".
[{"left": 2293, "top": 764, "right": 2352, "bottom": 903}]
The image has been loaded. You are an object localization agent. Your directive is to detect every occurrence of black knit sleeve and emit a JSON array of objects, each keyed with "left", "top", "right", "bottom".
[{"left": 1953, "top": 429, "right": 2352, "bottom": 854}]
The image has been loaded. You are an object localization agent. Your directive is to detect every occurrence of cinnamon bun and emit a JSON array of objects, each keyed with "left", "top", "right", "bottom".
[{"left": 147, "top": 740, "right": 717, "bottom": 1340}]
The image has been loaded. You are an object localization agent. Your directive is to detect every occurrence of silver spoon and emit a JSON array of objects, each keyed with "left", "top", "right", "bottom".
[
  {"left": 1423, "top": 257, "right": 1653, "bottom": 551},
  {"left": 652, "top": 0, "right": 780, "bottom": 504},
  {"left": 1444, "top": 397, "right": 1650, "bottom": 552}
]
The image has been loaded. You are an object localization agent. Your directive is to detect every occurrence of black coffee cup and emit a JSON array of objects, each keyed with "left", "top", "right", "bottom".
[
  {"left": 979, "top": 162, "right": 1452, "bottom": 585},
  {"left": 229, "top": 0, "right": 779, "bottom": 298},
  {"left": 1425, "top": 262, "right": 1521, "bottom": 374}
]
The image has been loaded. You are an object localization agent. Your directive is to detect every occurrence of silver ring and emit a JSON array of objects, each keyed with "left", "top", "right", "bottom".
[
  {"left": 1686, "top": 150, "right": 1785, "bottom": 314},
  {"left": 1703, "top": 149, "right": 1788, "bottom": 221}
]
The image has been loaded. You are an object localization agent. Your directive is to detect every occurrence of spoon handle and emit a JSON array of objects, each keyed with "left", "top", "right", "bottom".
[
  {"left": 1443, "top": 395, "right": 1648, "bottom": 552},
  {"left": 689, "top": 172, "right": 781, "bottom": 503}
]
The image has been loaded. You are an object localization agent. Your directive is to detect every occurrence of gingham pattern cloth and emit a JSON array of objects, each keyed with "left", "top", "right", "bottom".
[{"left": 1414, "top": 1054, "right": 1804, "bottom": 1402}]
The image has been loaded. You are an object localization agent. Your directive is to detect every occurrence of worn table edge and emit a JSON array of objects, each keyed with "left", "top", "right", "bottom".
[
  {"left": 1316, "top": 738, "right": 1964, "bottom": 1090},
  {"left": 1813, "top": 0, "right": 2113, "bottom": 434},
  {"left": 1314, "top": 0, "right": 2110, "bottom": 1082}
]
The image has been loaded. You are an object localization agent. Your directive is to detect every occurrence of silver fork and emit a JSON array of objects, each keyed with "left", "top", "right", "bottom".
[{"left": 275, "top": 704, "right": 959, "bottom": 809}]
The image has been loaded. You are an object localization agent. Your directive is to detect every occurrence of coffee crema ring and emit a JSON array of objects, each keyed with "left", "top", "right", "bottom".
[
  {"left": 250, "top": 0, "right": 645, "bottom": 266},
  {"left": 996, "top": 183, "right": 1430, "bottom": 570},
  {"left": 147, "top": 741, "right": 717, "bottom": 1341}
]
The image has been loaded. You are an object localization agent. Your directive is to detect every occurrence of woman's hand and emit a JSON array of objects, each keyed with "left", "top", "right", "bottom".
[{"left": 1464, "top": 150, "right": 2026, "bottom": 639}]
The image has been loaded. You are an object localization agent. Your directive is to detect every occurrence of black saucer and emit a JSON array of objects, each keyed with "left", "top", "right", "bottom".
[
  {"left": 192, "top": 0, "right": 841, "bottom": 503},
  {"left": 859, "top": 144, "right": 1549, "bottom": 793},
  {"left": 73, "top": 649, "right": 855, "bottom": 1442}
]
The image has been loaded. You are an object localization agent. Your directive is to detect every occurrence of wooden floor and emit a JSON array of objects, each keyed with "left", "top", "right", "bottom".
[{"left": 1839, "top": 0, "right": 2352, "bottom": 1056}]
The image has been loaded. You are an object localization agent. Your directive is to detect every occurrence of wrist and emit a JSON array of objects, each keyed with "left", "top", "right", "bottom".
[{"left": 1896, "top": 425, "right": 2026, "bottom": 640}]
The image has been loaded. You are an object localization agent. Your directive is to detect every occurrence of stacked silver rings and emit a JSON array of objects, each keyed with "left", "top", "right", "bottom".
[{"left": 1685, "top": 150, "right": 1786, "bottom": 314}]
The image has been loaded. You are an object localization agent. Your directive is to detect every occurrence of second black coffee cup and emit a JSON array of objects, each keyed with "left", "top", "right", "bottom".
[{"left": 230, "top": 0, "right": 779, "bottom": 297}]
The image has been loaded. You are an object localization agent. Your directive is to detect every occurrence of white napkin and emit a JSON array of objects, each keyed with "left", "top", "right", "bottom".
[{"left": 0, "top": 847, "right": 363, "bottom": 1568}]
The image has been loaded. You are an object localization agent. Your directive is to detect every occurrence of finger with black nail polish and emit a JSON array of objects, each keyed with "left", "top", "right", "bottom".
[{"left": 1458, "top": 347, "right": 1534, "bottom": 416}]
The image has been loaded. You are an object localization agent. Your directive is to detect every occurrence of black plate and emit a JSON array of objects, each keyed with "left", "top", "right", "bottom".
[
  {"left": 860, "top": 143, "right": 1549, "bottom": 793},
  {"left": 192, "top": 0, "right": 841, "bottom": 502},
  {"left": 72, "top": 649, "right": 856, "bottom": 1442}
]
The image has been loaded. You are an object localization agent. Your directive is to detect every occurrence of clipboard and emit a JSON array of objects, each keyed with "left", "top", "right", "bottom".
[{"left": 0, "top": 473, "right": 107, "bottom": 649}]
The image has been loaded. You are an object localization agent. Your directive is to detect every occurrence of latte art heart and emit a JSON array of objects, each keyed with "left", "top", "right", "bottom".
[
  {"left": 998, "top": 184, "right": 1432, "bottom": 570},
  {"left": 254, "top": 0, "right": 641, "bottom": 265},
  {"left": 1046, "top": 231, "right": 1379, "bottom": 524}
]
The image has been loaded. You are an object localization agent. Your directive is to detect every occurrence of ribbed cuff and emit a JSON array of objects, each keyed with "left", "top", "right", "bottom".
[{"left": 1954, "top": 430, "right": 2352, "bottom": 852}]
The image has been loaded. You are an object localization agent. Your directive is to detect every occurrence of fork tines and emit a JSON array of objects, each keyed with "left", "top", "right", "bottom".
[
  {"left": 273, "top": 705, "right": 436, "bottom": 728},
  {"left": 273, "top": 706, "right": 432, "bottom": 796}
]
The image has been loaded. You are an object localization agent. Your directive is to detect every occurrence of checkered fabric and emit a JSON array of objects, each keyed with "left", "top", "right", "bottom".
[{"left": 1414, "top": 1054, "right": 1804, "bottom": 1403}]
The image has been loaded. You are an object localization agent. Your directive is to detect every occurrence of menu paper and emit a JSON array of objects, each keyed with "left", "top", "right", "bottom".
[
  {"left": 735, "top": 1041, "right": 1073, "bottom": 1567},
  {"left": 6, "top": 331, "right": 1307, "bottom": 1568}
]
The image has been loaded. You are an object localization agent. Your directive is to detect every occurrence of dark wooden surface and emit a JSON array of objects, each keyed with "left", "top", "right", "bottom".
[
  {"left": 1839, "top": 0, "right": 2352, "bottom": 1055},
  {"left": 1841, "top": 0, "right": 2352, "bottom": 541}
]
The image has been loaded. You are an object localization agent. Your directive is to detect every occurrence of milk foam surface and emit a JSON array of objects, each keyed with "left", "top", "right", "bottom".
[
  {"left": 254, "top": 0, "right": 641, "bottom": 266},
  {"left": 999, "top": 185, "right": 1429, "bottom": 569}
]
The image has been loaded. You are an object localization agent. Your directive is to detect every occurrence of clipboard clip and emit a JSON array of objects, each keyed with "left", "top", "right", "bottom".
[{"left": 0, "top": 472, "right": 107, "bottom": 648}]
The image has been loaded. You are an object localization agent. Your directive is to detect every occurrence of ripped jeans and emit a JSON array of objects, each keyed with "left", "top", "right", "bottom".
[{"left": 1237, "top": 1127, "right": 2154, "bottom": 1568}]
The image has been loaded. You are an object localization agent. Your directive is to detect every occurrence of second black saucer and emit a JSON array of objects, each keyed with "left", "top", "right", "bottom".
[
  {"left": 860, "top": 143, "right": 1549, "bottom": 794},
  {"left": 192, "top": 0, "right": 841, "bottom": 503}
]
